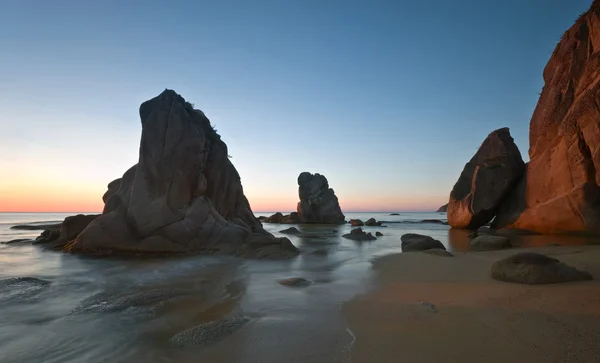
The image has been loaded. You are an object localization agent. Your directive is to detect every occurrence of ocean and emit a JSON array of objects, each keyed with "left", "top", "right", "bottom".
[{"left": 0, "top": 211, "right": 453, "bottom": 363}]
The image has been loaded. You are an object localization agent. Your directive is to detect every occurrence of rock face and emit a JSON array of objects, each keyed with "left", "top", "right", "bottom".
[
  {"left": 436, "top": 204, "right": 448, "bottom": 213},
  {"left": 447, "top": 128, "right": 525, "bottom": 229},
  {"left": 491, "top": 252, "right": 593, "bottom": 284},
  {"left": 67, "top": 90, "right": 298, "bottom": 258},
  {"left": 400, "top": 234, "right": 446, "bottom": 252},
  {"left": 493, "top": 3, "right": 600, "bottom": 234},
  {"left": 469, "top": 235, "right": 511, "bottom": 251},
  {"left": 296, "top": 172, "right": 345, "bottom": 224}
]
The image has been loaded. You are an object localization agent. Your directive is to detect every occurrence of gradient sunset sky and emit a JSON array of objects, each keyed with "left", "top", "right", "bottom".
[{"left": 0, "top": 0, "right": 592, "bottom": 213}]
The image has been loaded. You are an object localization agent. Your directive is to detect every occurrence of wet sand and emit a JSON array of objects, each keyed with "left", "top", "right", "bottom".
[{"left": 342, "top": 245, "right": 600, "bottom": 363}]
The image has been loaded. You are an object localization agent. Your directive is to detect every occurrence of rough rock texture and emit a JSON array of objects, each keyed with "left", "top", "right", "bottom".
[
  {"left": 493, "top": 3, "right": 600, "bottom": 234},
  {"left": 400, "top": 234, "right": 446, "bottom": 252},
  {"left": 296, "top": 172, "right": 345, "bottom": 224},
  {"left": 67, "top": 90, "right": 298, "bottom": 258},
  {"left": 470, "top": 235, "right": 512, "bottom": 251},
  {"left": 342, "top": 228, "right": 376, "bottom": 241},
  {"left": 447, "top": 128, "right": 525, "bottom": 229},
  {"left": 436, "top": 204, "right": 448, "bottom": 213},
  {"left": 491, "top": 252, "right": 593, "bottom": 284}
]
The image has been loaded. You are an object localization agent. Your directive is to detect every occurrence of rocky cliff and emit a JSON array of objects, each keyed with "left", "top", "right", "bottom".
[
  {"left": 67, "top": 89, "right": 298, "bottom": 258},
  {"left": 494, "top": 2, "right": 600, "bottom": 234}
]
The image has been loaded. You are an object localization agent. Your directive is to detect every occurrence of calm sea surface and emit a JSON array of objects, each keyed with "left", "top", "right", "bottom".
[{"left": 0, "top": 211, "right": 455, "bottom": 363}]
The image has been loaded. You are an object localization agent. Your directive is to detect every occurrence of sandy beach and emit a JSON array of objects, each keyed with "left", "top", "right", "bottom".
[{"left": 343, "top": 245, "right": 600, "bottom": 363}]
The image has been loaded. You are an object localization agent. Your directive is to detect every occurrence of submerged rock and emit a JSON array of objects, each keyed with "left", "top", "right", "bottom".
[
  {"left": 279, "top": 227, "right": 301, "bottom": 235},
  {"left": 349, "top": 219, "right": 364, "bottom": 226},
  {"left": 296, "top": 172, "right": 345, "bottom": 224},
  {"left": 278, "top": 277, "right": 311, "bottom": 287},
  {"left": 491, "top": 252, "right": 593, "bottom": 284},
  {"left": 420, "top": 219, "right": 449, "bottom": 225},
  {"left": 10, "top": 223, "right": 60, "bottom": 231},
  {"left": 170, "top": 315, "right": 250, "bottom": 347},
  {"left": 401, "top": 234, "right": 445, "bottom": 252},
  {"left": 447, "top": 128, "right": 525, "bottom": 230},
  {"left": 2, "top": 238, "right": 32, "bottom": 244},
  {"left": 389, "top": 213, "right": 400, "bottom": 216},
  {"left": 342, "top": 228, "right": 376, "bottom": 241},
  {"left": 470, "top": 235, "right": 512, "bottom": 251},
  {"left": 375, "top": 231, "right": 383, "bottom": 237},
  {"left": 281, "top": 212, "right": 300, "bottom": 224},
  {"left": 66, "top": 90, "right": 298, "bottom": 258}
]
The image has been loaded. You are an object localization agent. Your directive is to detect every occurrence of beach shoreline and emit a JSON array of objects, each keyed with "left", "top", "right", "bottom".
[{"left": 342, "top": 245, "right": 600, "bottom": 363}]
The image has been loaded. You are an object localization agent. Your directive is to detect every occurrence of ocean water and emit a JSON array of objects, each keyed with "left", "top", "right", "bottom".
[{"left": 0, "top": 211, "right": 461, "bottom": 363}]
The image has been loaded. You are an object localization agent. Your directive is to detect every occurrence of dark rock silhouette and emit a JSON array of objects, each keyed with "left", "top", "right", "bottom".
[
  {"left": 447, "top": 128, "right": 525, "bottom": 229},
  {"left": 470, "top": 235, "right": 511, "bottom": 251},
  {"left": 436, "top": 204, "right": 448, "bottom": 213},
  {"left": 66, "top": 90, "right": 298, "bottom": 258},
  {"left": 401, "top": 234, "right": 445, "bottom": 252},
  {"left": 365, "top": 218, "right": 382, "bottom": 226},
  {"left": 296, "top": 172, "right": 345, "bottom": 224},
  {"left": 375, "top": 231, "right": 383, "bottom": 237},
  {"left": 342, "top": 228, "right": 376, "bottom": 241},
  {"left": 491, "top": 252, "right": 593, "bottom": 284},
  {"left": 350, "top": 219, "right": 364, "bottom": 226}
]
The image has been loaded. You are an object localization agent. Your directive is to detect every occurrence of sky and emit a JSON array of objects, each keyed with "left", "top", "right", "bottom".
[{"left": 0, "top": 0, "right": 593, "bottom": 213}]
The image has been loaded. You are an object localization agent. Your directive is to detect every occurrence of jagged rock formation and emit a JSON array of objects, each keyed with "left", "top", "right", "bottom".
[
  {"left": 436, "top": 204, "right": 448, "bottom": 213},
  {"left": 493, "top": 2, "right": 600, "bottom": 234},
  {"left": 66, "top": 90, "right": 298, "bottom": 258},
  {"left": 447, "top": 128, "right": 525, "bottom": 229},
  {"left": 296, "top": 172, "right": 345, "bottom": 224}
]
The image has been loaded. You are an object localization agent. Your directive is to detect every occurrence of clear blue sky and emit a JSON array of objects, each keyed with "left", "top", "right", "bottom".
[{"left": 0, "top": 0, "right": 593, "bottom": 212}]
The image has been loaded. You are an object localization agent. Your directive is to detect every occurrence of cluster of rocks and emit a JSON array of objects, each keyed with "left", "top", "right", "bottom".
[
  {"left": 446, "top": 2, "right": 600, "bottom": 235},
  {"left": 348, "top": 218, "right": 382, "bottom": 227}
]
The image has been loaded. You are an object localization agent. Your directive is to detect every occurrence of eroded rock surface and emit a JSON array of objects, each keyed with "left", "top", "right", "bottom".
[
  {"left": 447, "top": 128, "right": 525, "bottom": 230},
  {"left": 297, "top": 172, "right": 345, "bottom": 224}
]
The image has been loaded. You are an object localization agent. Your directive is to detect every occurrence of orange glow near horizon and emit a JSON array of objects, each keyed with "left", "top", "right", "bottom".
[{"left": 1, "top": 181, "right": 447, "bottom": 213}]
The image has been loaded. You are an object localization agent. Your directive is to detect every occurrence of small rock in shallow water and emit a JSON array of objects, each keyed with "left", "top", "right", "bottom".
[
  {"left": 279, "top": 227, "right": 301, "bottom": 235},
  {"left": 170, "top": 315, "right": 250, "bottom": 347},
  {"left": 401, "top": 234, "right": 445, "bottom": 252},
  {"left": 278, "top": 277, "right": 311, "bottom": 287},
  {"left": 375, "top": 232, "right": 383, "bottom": 237},
  {"left": 2, "top": 239, "right": 32, "bottom": 244},
  {"left": 491, "top": 252, "right": 593, "bottom": 285},
  {"left": 365, "top": 218, "right": 381, "bottom": 226},
  {"left": 349, "top": 219, "right": 364, "bottom": 227},
  {"left": 423, "top": 249, "right": 453, "bottom": 257},
  {"left": 342, "top": 228, "right": 376, "bottom": 241}
]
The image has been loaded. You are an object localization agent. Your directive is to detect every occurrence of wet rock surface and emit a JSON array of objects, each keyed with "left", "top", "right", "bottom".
[{"left": 491, "top": 252, "right": 593, "bottom": 284}]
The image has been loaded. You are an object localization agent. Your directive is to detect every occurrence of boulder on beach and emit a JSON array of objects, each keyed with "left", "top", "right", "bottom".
[
  {"left": 447, "top": 128, "right": 525, "bottom": 230},
  {"left": 365, "top": 218, "right": 381, "bottom": 226},
  {"left": 401, "top": 233, "right": 445, "bottom": 252},
  {"left": 342, "top": 228, "right": 376, "bottom": 241},
  {"left": 470, "top": 235, "right": 511, "bottom": 251},
  {"left": 492, "top": 2, "right": 600, "bottom": 234},
  {"left": 65, "top": 90, "right": 298, "bottom": 258},
  {"left": 491, "top": 252, "right": 593, "bottom": 284},
  {"left": 350, "top": 219, "right": 364, "bottom": 226},
  {"left": 436, "top": 204, "right": 448, "bottom": 213},
  {"left": 296, "top": 172, "right": 345, "bottom": 224}
]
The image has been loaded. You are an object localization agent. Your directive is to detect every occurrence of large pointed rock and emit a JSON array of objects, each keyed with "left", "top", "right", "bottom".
[
  {"left": 494, "top": 2, "right": 600, "bottom": 234},
  {"left": 296, "top": 172, "right": 345, "bottom": 224},
  {"left": 447, "top": 128, "right": 525, "bottom": 229},
  {"left": 68, "top": 90, "right": 298, "bottom": 258}
]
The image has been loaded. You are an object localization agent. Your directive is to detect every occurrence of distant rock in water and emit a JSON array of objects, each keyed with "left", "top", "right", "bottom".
[
  {"left": 296, "top": 172, "right": 345, "bottom": 224},
  {"left": 65, "top": 90, "right": 298, "bottom": 259},
  {"left": 492, "top": 2, "right": 600, "bottom": 234},
  {"left": 436, "top": 204, "right": 448, "bottom": 213},
  {"left": 375, "top": 231, "right": 383, "bottom": 237},
  {"left": 342, "top": 228, "right": 376, "bottom": 241},
  {"left": 389, "top": 213, "right": 400, "bottom": 216},
  {"left": 420, "top": 219, "right": 449, "bottom": 225},
  {"left": 11, "top": 223, "right": 60, "bottom": 231},
  {"left": 349, "top": 219, "right": 364, "bottom": 226},
  {"left": 264, "top": 212, "right": 284, "bottom": 223},
  {"left": 447, "top": 128, "right": 525, "bottom": 230},
  {"left": 262, "top": 212, "right": 300, "bottom": 224},
  {"left": 365, "top": 218, "right": 382, "bottom": 226}
]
